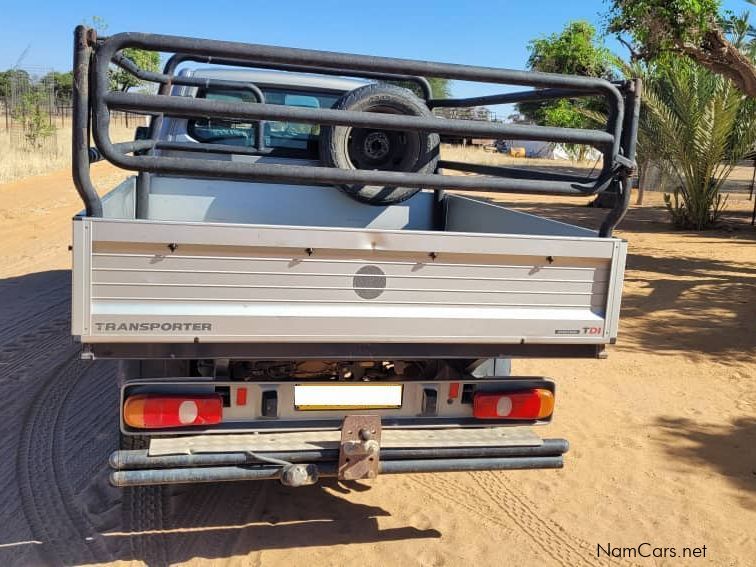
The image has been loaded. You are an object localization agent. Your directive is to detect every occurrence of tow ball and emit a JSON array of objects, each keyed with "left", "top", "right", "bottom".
[
  {"left": 339, "top": 415, "right": 382, "bottom": 481},
  {"left": 278, "top": 415, "right": 382, "bottom": 487}
]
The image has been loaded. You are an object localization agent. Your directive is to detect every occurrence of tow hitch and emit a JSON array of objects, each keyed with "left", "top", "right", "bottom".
[
  {"left": 338, "top": 415, "right": 381, "bottom": 481},
  {"left": 278, "top": 416, "right": 382, "bottom": 486}
]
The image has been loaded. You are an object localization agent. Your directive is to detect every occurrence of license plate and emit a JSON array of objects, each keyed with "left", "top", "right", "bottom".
[{"left": 294, "top": 384, "right": 403, "bottom": 411}]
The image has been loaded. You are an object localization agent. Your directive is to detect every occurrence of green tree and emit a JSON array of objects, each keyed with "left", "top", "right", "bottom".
[
  {"left": 0, "top": 69, "right": 32, "bottom": 98},
  {"left": 427, "top": 77, "right": 452, "bottom": 99},
  {"left": 606, "top": 0, "right": 756, "bottom": 96},
  {"left": 578, "top": 58, "right": 661, "bottom": 204},
  {"left": 41, "top": 71, "right": 74, "bottom": 102},
  {"left": 389, "top": 77, "right": 452, "bottom": 99},
  {"left": 109, "top": 48, "right": 161, "bottom": 92},
  {"left": 53, "top": 71, "right": 73, "bottom": 101},
  {"left": 0, "top": 70, "right": 11, "bottom": 99},
  {"left": 81, "top": 16, "right": 161, "bottom": 93},
  {"left": 518, "top": 21, "right": 616, "bottom": 160},
  {"left": 642, "top": 55, "right": 756, "bottom": 229},
  {"left": 12, "top": 90, "right": 55, "bottom": 148}
]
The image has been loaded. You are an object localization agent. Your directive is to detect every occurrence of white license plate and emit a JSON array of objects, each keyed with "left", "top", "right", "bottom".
[{"left": 294, "top": 384, "right": 403, "bottom": 411}]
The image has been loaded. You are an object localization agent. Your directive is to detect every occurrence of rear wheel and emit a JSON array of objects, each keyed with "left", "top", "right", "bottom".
[
  {"left": 319, "top": 84, "right": 440, "bottom": 205},
  {"left": 119, "top": 433, "right": 169, "bottom": 562},
  {"left": 119, "top": 433, "right": 149, "bottom": 451}
]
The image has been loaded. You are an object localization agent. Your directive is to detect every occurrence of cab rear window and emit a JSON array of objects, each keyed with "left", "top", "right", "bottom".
[{"left": 188, "top": 87, "right": 341, "bottom": 158}]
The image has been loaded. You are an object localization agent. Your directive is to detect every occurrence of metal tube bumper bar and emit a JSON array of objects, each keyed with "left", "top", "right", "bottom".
[
  {"left": 108, "top": 439, "right": 568, "bottom": 486},
  {"left": 110, "top": 456, "right": 565, "bottom": 487},
  {"left": 110, "top": 439, "right": 569, "bottom": 470}
]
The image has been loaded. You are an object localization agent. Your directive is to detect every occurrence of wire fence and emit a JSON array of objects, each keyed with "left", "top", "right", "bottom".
[
  {"left": 1, "top": 66, "right": 144, "bottom": 157},
  {"left": 2, "top": 100, "right": 145, "bottom": 129},
  {"left": 2, "top": 66, "right": 59, "bottom": 153}
]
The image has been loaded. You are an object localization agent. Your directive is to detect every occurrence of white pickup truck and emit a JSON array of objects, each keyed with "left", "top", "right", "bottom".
[{"left": 71, "top": 26, "right": 639, "bottom": 486}]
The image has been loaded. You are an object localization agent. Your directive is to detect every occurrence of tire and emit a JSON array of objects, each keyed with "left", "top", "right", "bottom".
[
  {"left": 319, "top": 84, "right": 440, "bottom": 205},
  {"left": 118, "top": 432, "right": 169, "bottom": 564},
  {"left": 120, "top": 433, "right": 149, "bottom": 450}
]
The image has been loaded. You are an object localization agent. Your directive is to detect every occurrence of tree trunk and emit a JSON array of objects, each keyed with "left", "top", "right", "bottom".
[
  {"left": 678, "top": 27, "right": 756, "bottom": 98},
  {"left": 636, "top": 163, "right": 646, "bottom": 205}
]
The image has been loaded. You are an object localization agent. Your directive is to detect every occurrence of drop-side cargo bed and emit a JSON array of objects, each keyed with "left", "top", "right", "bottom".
[{"left": 72, "top": 181, "right": 627, "bottom": 360}]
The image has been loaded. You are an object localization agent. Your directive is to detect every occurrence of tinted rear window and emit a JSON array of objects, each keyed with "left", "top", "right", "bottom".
[{"left": 188, "top": 87, "right": 341, "bottom": 158}]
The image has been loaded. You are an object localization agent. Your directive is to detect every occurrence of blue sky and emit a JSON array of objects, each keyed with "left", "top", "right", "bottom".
[{"left": 1, "top": 0, "right": 752, "bottom": 103}]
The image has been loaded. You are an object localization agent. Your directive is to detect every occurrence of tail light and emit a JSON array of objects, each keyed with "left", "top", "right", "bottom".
[
  {"left": 124, "top": 394, "right": 223, "bottom": 429},
  {"left": 473, "top": 389, "right": 554, "bottom": 420}
]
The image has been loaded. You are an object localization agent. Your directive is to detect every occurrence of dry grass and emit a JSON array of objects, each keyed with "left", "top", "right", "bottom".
[
  {"left": 0, "top": 125, "right": 134, "bottom": 184},
  {"left": 440, "top": 143, "right": 601, "bottom": 170}
]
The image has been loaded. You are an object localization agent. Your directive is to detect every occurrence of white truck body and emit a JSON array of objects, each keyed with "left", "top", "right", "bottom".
[
  {"left": 73, "top": 179, "right": 625, "bottom": 349},
  {"left": 70, "top": 29, "right": 639, "bottom": 485}
]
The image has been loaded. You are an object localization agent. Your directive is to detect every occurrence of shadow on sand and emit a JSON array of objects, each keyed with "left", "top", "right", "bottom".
[
  {"left": 655, "top": 416, "right": 756, "bottom": 508},
  {"left": 619, "top": 252, "right": 756, "bottom": 363},
  {"left": 0, "top": 270, "right": 439, "bottom": 567},
  {"left": 496, "top": 196, "right": 756, "bottom": 363},
  {"left": 108, "top": 479, "right": 441, "bottom": 564}
]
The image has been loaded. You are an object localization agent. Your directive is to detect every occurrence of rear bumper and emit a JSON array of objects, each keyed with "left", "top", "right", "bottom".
[{"left": 109, "top": 428, "right": 568, "bottom": 487}]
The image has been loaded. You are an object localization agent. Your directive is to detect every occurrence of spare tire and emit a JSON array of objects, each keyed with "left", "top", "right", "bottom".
[{"left": 319, "top": 84, "right": 440, "bottom": 205}]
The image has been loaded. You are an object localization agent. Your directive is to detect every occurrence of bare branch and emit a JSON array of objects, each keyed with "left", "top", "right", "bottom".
[
  {"left": 676, "top": 26, "right": 756, "bottom": 97},
  {"left": 617, "top": 36, "right": 642, "bottom": 61}
]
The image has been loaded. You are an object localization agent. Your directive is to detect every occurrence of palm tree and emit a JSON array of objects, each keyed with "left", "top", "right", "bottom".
[
  {"left": 643, "top": 55, "right": 756, "bottom": 229},
  {"left": 578, "top": 59, "right": 661, "bottom": 206}
]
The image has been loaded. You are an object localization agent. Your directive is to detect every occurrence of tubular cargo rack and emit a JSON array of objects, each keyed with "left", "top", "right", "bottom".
[{"left": 73, "top": 26, "right": 640, "bottom": 238}]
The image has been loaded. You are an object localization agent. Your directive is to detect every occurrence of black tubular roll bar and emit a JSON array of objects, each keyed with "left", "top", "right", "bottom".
[{"left": 72, "top": 26, "right": 640, "bottom": 236}]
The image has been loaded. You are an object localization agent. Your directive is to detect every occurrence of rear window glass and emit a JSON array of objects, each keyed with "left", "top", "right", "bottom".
[{"left": 188, "top": 87, "right": 341, "bottom": 157}]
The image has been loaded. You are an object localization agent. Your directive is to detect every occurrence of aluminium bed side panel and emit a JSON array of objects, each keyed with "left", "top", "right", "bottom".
[
  {"left": 146, "top": 171, "right": 435, "bottom": 229},
  {"left": 605, "top": 238, "right": 628, "bottom": 340},
  {"left": 74, "top": 217, "right": 625, "bottom": 346},
  {"left": 445, "top": 194, "right": 597, "bottom": 238},
  {"left": 71, "top": 219, "right": 92, "bottom": 339},
  {"left": 100, "top": 177, "right": 137, "bottom": 219}
]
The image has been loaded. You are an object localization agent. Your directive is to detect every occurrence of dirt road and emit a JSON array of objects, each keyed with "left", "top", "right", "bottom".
[{"left": 0, "top": 166, "right": 754, "bottom": 566}]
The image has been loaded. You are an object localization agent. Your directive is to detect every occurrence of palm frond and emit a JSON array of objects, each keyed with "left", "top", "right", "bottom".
[{"left": 633, "top": 56, "right": 756, "bottom": 228}]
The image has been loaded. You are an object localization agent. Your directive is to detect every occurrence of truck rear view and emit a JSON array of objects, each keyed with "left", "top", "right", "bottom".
[{"left": 70, "top": 26, "right": 639, "bottom": 487}]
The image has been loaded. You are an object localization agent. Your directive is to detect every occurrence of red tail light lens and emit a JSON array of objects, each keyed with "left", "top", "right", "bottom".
[
  {"left": 124, "top": 394, "right": 223, "bottom": 429},
  {"left": 473, "top": 389, "right": 554, "bottom": 420}
]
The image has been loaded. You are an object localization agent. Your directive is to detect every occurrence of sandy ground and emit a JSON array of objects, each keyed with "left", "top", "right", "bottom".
[{"left": 0, "top": 165, "right": 754, "bottom": 567}]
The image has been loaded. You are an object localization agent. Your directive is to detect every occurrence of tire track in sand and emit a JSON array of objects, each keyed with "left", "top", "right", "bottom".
[
  {"left": 120, "top": 462, "right": 268, "bottom": 564},
  {"left": 410, "top": 473, "right": 639, "bottom": 567},
  {"left": 16, "top": 352, "right": 115, "bottom": 565}
]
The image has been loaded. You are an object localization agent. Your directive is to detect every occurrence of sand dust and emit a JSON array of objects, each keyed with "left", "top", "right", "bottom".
[{"left": 0, "top": 165, "right": 753, "bottom": 566}]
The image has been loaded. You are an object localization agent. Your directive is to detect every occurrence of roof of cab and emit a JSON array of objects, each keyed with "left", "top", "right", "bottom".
[{"left": 188, "top": 68, "right": 369, "bottom": 92}]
